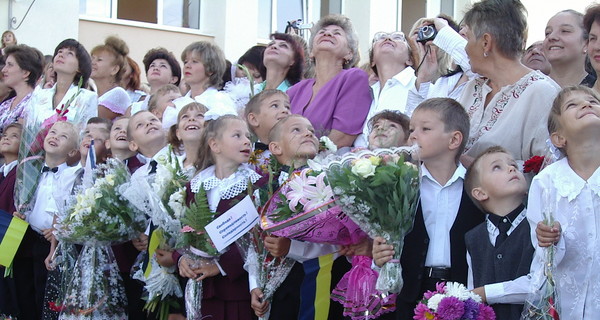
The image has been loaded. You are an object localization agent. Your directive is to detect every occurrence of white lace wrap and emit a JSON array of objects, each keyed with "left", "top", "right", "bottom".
[{"left": 190, "top": 164, "right": 262, "bottom": 211}]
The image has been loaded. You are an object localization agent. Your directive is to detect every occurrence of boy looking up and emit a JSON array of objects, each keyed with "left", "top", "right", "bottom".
[
  {"left": 372, "top": 98, "right": 483, "bottom": 320},
  {"left": 464, "top": 146, "right": 534, "bottom": 319},
  {"left": 15, "top": 121, "right": 80, "bottom": 318}
]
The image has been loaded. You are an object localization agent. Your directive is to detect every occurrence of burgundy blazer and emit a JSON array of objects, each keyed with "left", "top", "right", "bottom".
[{"left": 0, "top": 166, "right": 17, "bottom": 214}]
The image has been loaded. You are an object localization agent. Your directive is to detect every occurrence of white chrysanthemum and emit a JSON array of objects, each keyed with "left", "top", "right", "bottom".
[
  {"left": 445, "top": 282, "right": 478, "bottom": 301},
  {"left": 320, "top": 136, "right": 338, "bottom": 152},
  {"left": 427, "top": 293, "right": 445, "bottom": 311}
]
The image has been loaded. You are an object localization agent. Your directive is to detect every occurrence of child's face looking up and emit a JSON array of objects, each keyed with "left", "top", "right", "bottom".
[
  {"left": 279, "top": 117, "right": 318, "bottom": 160},
  {"left": 368, "top": 118, "right": 407, "bottom": 149}
]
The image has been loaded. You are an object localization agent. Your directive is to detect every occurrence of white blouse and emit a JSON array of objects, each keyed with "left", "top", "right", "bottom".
[
  {"left": 98, "top": 86, "right": 131, "bottom": 115},
  {"left": 26, "top": 83, "right": 98, "bottom": 128},
  {"left": 459, "top": 70, "right": 560, "bottom": 161},
  {"left": 527, "top": 158, "right": 600, "bottom": 319}
]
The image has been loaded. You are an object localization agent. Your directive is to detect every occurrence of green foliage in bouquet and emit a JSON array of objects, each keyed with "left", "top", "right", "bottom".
[
  {"left": 328, "top": 154, "right": 419, "bottom": 239},
  {"left": 61, "top": 159, "right": 146, "bottom": 243},
  {"left": 178, "top": 186, "right": 219, "bottom": 256}
]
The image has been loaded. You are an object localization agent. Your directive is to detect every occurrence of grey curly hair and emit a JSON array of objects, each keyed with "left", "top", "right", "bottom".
[{"left": 309, "top": 14, "right": 360, "bottom": 69}]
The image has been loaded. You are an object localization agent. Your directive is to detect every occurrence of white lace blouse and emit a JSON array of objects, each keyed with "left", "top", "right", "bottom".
[
  {"left": 190, "top": 164, "right": 262, "bottom": 213},
  {"left": 527, "top": 158, "right": 600, "bottom": 319}
]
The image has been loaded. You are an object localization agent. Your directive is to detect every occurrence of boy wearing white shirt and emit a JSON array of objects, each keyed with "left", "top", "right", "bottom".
[
  {"left": 464, "top": 146, "right": 534, "bottom": 320},
  {"left": 372, "top": 98, "right": 483, "bottom": 320},
  {"left": 14, "top": 121, "right": 80, "bottom": 318}
]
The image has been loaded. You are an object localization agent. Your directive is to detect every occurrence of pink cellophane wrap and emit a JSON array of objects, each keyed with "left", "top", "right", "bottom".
[
  {"left": 260, "top": 192, "right": 367, "bottom": 245},
  {"left": 331, "top": 256, "right": 397, "bottom": 319}
]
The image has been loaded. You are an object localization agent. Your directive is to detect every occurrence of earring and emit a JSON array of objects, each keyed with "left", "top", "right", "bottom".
[{"left": 483, "top": 52, "right": 488, "bottom": 58}]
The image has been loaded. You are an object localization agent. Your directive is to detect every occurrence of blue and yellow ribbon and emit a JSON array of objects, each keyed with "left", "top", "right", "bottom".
[
  {"left": 299, "top": 253, "right": 334, "bottom": 320},
  {"left": 0, "top": 210, "right": 29, "bottom": 270}
]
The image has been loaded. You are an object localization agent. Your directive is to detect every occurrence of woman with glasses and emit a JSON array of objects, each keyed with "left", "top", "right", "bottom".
[
  {"left": 287, "top": 14, "right": 371, "bottom": 147},
  {"left": 354, "top": 31, "right": 415, "bottom": 147},
  {"left": 405, "top": 15, "right": 473, "bottom": 115}
]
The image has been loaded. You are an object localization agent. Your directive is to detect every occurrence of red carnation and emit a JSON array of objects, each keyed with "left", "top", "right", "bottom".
[{"left": 523, "top": 156, "right": 545, "bottom": 174}]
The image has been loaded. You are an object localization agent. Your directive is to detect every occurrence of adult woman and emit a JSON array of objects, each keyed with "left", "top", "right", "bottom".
[
  {"left": 127, "top": 47, "right": 181, "bottom": 116},
  {"left": 405, "top": 15, "right": 472, "bottom": 115},
  {"left": 235, "top": 45, "right": 266, "bottom": 83},
  {"left": 287, "top": 14, "right": 371, "bottom": 147},
  {"left": 259, "top": 33, "right": 305, "bottom": 92},
  {"left": 27, "top": 39, "right": 97, "bottom": 126},
  {"left": 0, "top": 45, "right": 43, "bottom": 132},
  {"left": 458, "top": 0, "right": 560, "bottom": 162},
  {"left": 354, "top": 31, "right": 415, "bottom": 147},
  {"left": 544, "top": 10, "right": 595, "bottom": 87},
  {"left": 121, "top": 56, "right": 147, "bottom": 104},
  {"left": 90, "top": 36, "right": 131, "bottom": 119},
  {"left": 1, "top": 31, "right": 17, "bottom": 55},
  {"left": 181, "top": 41, "right": 235, "bottom": 113},
  {"left": 584, "top": 5, "right": 600, "bottom": 92}
]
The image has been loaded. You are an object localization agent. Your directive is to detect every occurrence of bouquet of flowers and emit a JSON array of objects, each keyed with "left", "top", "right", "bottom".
[
  {"left": 260, "top": 167, "right": 366, "bottom": 245},
  {"left": 176, "top": 185, "right": 224, "bottom": 320},
  {"left": 121, "top": 147, "right": 187, "bottom": 319},
  {"left": 236, "top": 226, "right": 296, "bottom": 320},
  {"left": 521, "top": 189, "right": 560, "bottom": 320},
  {"left": 55, "top": 158, "right": 147, "bottom": 319},
  {"left": 414, "top": 282, "right": 496, "bottom": 320},
  {"left": 325, "top": 146, "right": 420, "bottom": 294}
]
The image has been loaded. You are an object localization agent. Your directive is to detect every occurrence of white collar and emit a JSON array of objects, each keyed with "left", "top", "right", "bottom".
[
  {"left": 421, "top": 163, "right": 466, "bottom": 187},
  {"left": 190, "top": 164, "right": 262, "bottom": 200},
  {"left": 372, "top": 66, "right": 416, "bottom": 90},
  {"left": 1, "top": 160, "right": 17, "bottom": 176},
  {"left": 550, "top": 157, "right": 600, "bottom": 201}
]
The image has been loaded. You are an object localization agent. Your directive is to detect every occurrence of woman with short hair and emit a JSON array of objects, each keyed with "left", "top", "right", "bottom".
[
  {"left": 458, "top": 0, "right": 561, "bottom": 162},
  {"left": 287, "top": 14, "right": 371, "bottom": 147},
  {"left": 181, "top": 41, "right": 235, "bottom": 113},
  {"left": 0, "top": 44, "right": 44, "bottom": 132}
]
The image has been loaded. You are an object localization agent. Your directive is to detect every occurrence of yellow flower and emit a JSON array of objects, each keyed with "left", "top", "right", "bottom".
[
  {"left": 105, "top": 174, "right": 115, "bottom": 186},
  {"left": 369, "top": 156, "right": 381, "bottom": 166}
]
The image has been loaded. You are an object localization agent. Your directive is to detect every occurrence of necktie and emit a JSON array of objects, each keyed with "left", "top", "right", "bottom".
[
  {"left": 490, "top": 204, "right": 524, "bottom": 248},
  {"left": 42, "top": 166, "right": 59, "bottom": 173},
  {"left": 149, "top": 160, "right": 158, "bottom": 174},
  {"left": 495, "top": 218, "right": 511, "bottom": 248}
]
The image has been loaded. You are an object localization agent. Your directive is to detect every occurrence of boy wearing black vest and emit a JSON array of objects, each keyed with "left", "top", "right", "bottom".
[
  {"left": 372, "top": 98, "right": 484, "bottom": 320},
  {"left": 464, "top": 146, "right": 534, "bottom": 319}
]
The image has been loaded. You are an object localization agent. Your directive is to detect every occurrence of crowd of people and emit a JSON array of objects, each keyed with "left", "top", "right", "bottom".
[{"left": 1, "top": 0, "right": 600, "bottom": 319}]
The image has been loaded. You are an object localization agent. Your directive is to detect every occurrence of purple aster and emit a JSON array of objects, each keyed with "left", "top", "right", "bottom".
[
  {"left": 413, "top": 302, "right": 432, "bottom": 320},
  {"left": 463, "top": 299, "right": 480, "bottom": 320},
  {"left": 437, "top": 296, "right": 464, "bottom": 320},
  {"left": 423, "top": 290, "right": 437, "bottom": 300},
  {"left": 476, "top": 304, "right": 496, "bottom": 320},
  {"left": 436, "top": 281, "right": 447, "bottom": 294}
]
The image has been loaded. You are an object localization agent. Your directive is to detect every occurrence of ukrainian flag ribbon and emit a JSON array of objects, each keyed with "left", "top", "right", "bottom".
[{"left": 0, "top": 210, "right": 29, "bottom": 275}]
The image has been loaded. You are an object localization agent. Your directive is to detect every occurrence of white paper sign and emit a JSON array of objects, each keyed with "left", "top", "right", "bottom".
[{"left": 204, "top": 195, "right": 259, "bottom": 252}]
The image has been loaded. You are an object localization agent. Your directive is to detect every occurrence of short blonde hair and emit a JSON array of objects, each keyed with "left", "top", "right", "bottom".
[{"left": 181, "top": 41, "right": 226, "bottom": 88}]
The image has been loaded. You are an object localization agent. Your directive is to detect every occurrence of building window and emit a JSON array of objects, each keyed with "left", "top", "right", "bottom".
[
  {"left": 80, "top": 0, "right": 201, "bottom": 30},
  {"left": 257, "top": 0, "right": 318, "bottom": 39}
]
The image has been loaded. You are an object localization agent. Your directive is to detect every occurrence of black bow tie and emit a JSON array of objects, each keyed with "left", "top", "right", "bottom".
[
  {"left": 149, "top": 160, "right": 158, "bottom": 174},
  {"left": 42, "top": 166, "right": 59, "bottom": 173},
  {"left": 254, "top": 142, "right": 269, "bottom": 151}
]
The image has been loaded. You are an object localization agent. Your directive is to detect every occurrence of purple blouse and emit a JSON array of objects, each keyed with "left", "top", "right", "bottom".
[{"left": 287, "top": 68, "right": 372, "bottom": 136}]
